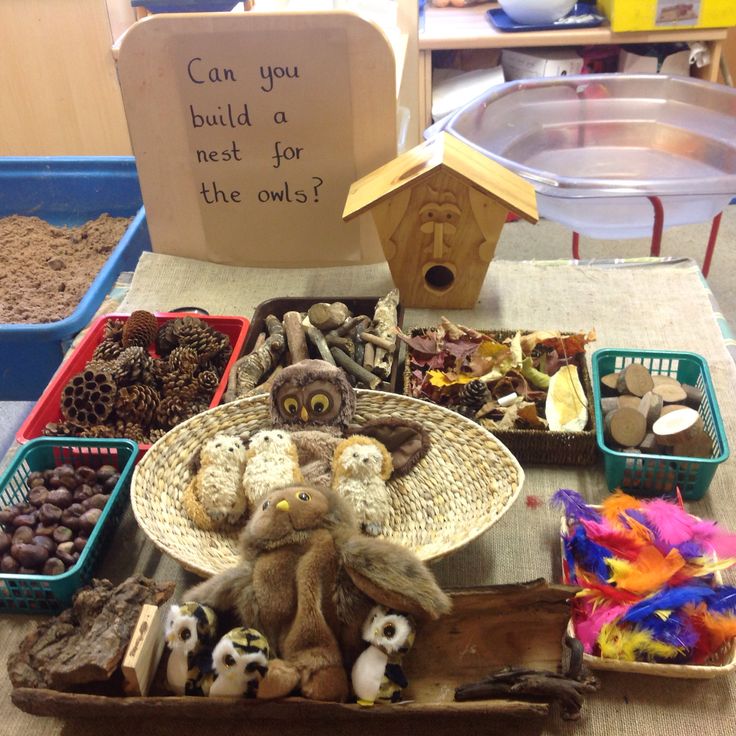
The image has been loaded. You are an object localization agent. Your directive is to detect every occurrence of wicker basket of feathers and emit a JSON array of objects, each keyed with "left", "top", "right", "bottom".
[{"left": 131, "top": 391, "right": 524, "bottom": 576}]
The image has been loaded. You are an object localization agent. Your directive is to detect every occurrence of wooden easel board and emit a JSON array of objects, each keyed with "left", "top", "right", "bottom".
[{"left": 117, "top": 12, "right": 397, "bottom": 266}]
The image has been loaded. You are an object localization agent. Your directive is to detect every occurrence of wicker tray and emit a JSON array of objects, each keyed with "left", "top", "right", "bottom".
[
  {"left": 403, "top": 328, "right": 597, "bottom": 466},
  {"left": 131, "top": 391, "right": 525, "bottom": 576}
]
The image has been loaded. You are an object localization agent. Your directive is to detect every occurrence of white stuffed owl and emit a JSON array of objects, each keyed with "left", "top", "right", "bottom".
[
  {"left": 242, "top": 429, "right": 303, "bottom": 510},
  {"left": 351, "top": 604, "right": 415, "bottom": 706},
  {"left": 209, "top": 627, "right": 270, "bottom": 698},
  {"left": 331, "top": 436, "right": 393, "bottom": 536},
  {"left": 164, "top": 601, "right": 219, "bottom": 696},
  {"left": 183, "top": 433, "right": 248, "bottom": 530}
]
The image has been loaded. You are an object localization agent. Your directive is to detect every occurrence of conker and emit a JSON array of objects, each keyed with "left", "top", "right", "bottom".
[
  {"left": 28, "top": 487, "right": 49, "bottom": 507},
  {"left": 0, "top": 531, "right": 11, "bottom": 554},
  {"left": 43, "top": 558, "right": 66, "bottom": 576},
  {"left": 32, "top": 536, "right": 56, "bottom": 555},
  {"left": 52, "top": 526, "right": 73, "bottom": 544},
  {"left": 12, "top": 526, "right": 34, "bottom": 545},
  {"left": 1, "top": 555, "right": 19, "bottom": 573},
  {"left": 56, "top": 541, "right": 75, "bottom": 556},
  {"left": 56, "top": 550, "right": 76, "bottom": 568},
  {"left": 16, "top": 543, "right": 49, "bottom": 569},
  {"left": 96, "top": 465, "right": 117, "bottom": 482},
  {"left": 102, "top": 474, "right": 121, "bottom": 493},
  {"left": 82, "top": 494, "right": 109, "bottom": 511},
  {"left": 12, "top": 513, "right": 37, "bottom": 528},
  {"left": 73, "top": 484, "right": 95, "bottom": 503},
  {"left": 79, "top": 508, "right": 102, "bottom": 535},
  {"left": 73, "top": 536, "right": 88, "bottom": 553},
  {"left": 47, "top": 475, "right": 64, "bottom": 489},
  {"left": 60, "top": 511, "right": 80, "bottom": 533},
  {"left": 35, "top": 524, "right": 57, "bottom": 537},
  {"left": 58, "top": 471, "right": 79, "bottom": 491},
  {"left": 29, "top": 476, "right": 47, "bottom": 488},
  {"left": 38, "top": 503, "right": 63, "bottom": 525},
  {"left": 76, "top": 466, "right": 97, "bottom": 484},
  {"left": 27, "top": 471, "right": 45, "bottom": 485},
  {"left": 47, "top": 489, "right": 73, "bottom": 509}
]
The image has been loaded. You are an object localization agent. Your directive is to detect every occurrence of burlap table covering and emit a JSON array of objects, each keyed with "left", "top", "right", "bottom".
[{"left": 1, "top": 253, "right": 734, "bottom": 736}]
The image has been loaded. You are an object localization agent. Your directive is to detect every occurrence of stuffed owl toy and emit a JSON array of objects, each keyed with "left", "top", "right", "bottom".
[
  {"left": 164, "top": 601, "right": 219, "bottom": 696},
  {"left": 183, "top": 433, "right": 248, "bottom": 530},
  {"left": 242, "top": 429, "right": 303, "bottom": 510},
  {"left": 209, "top": 627, "right": 270, "bottom": 698},
  {"left": 352, "top": 605, "right": 416, "bottom": 706},
  {"left": 332, "top": 436, "right": 393, "bottom": 536},
  {"left": 268, "top": 360, "right": 430, "bottom": 488},
  {"left": 185, "top": 484, "right": 451, "bottom": 703}
]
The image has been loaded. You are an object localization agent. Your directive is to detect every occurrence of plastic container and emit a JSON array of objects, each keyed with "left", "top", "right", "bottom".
[
  {"left": 131, "top": 0, "right": 238, "bottom": 11},
  {"left": 598, "top": 0, "right": 736, "bottom": 32},
  {"left": 245, "top": 297, "right": 404, "bottom": 392},
  {"left": 0, "top": 158, "right": 149, "bottom": 401},
  {"left": 436, "top": 74, "right": 736, "bottom": 239},
  {"left": 0, "top": 437, "right": 138, "bottom": 613},
  {"left": 591, "top": 348, "right": 729, "bottom": 500},
  {"left": 16, "top": 313, "right": 250, "bottom": 457}
]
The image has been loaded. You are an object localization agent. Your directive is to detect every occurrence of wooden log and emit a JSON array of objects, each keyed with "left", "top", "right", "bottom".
[
  {"left": 661, "top": 403, "right": 691, "bottom": 417},
  {"left": 330, "top": 347, "right": 381, "bottom": 389},
  {"left": 673, "top": 429, "right": 713, "bottom": 459},
  {"left": 307, "top": 302, "right": 350, "bottom": 331},
  {"left": 600, "top": 373, "right": 620, "bottom": 392},
  {"left": 681, "top": 383, "right": 704, "bottom": 409},
  {"left": 638, "top": 391, "right": 663, "bottom": 431},
  {"left": 653, "top": 407, "right": 703, "bottom": 446},
  {"left": 618, "top": 395, "right": 641, "bottom": 410},
  {"left": 304, "top": 325, "right": 336, "bottom": 365},
  {"left": 370, "top": 288, "right": 399, "bottom": 380},
  {"left": 605, "top": 407, "right": 647, "bottom": 448},
  {"left": 282, "top": 311, "right": 309, "bottom": 364},
  {"left": 653, "top": 383, "right": 688, "bottom": 404},
  {"left": 639, "top": 433, "right": 659, "bottom": 453},
  {"left": 616, "top": 364, "right": 653, "bottom": 397},
  {"left": 652, "top": 374, "right": 680, "bottom": 388}
]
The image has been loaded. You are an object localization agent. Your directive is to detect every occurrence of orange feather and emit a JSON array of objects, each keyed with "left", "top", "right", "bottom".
[
  {"left": 601, "top": 491, "right": 642, "bottom": 528},
  {"left": 607, "top": 546, "right": 685, "bottom": 595}
]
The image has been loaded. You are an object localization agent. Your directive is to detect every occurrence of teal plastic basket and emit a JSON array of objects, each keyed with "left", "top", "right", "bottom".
[
  {"left": 591, "top": 349, "right": 729, "bottom": 500},
  {"left": 0, "top": 437, "right": 137, "bottom": 612}
]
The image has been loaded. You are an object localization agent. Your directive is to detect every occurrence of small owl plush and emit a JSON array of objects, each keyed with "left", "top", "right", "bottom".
[
  {"left": 183, "top": 434, "right": 248, "bottom": 530},
  {"left": 165, "top": 601, "right": 219, "bottom": 696},
  {"left": 351, "top": 605, "right": 416, "bottom": 706},
  {"left": 209, "top": 627, "right": 271, "bottom": 698},
  {"left": 332, "top": 436, "right": 393, "bottom": 536},
  {"left": 242, "top": 429, "right": 303, "bottom": 510}
]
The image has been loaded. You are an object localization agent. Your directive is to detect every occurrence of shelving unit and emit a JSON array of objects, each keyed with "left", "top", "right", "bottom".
[{"left": 415, "top": 2, "right": 729, "bottom": 133}]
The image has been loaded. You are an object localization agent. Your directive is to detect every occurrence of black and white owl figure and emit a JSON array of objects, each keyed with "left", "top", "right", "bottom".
[
  {"left": 351, "top": 604, "right": 416, "bottom": 707},
  {"left": 164, "top": 601, "right": 219, "bottom": 696},
  {"left": 209, "top": 627, "right": 271, "bottom": 698}
]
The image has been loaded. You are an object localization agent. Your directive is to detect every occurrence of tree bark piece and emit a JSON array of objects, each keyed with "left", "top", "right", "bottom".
[
  {"left": 330, "top": 347, "right": 381, "bottom": 389},
  {"left": 225, "top": 321, "right": 286, "bottom": 401},
  {"left": 605, "top": 407, "right": 647, "bottom": 448},
  {"left": 367, "top": 288, "right": 399, "bottom": 380},
  {"left": 653, "top": 407, "right": 703, "bottom": 446},
  {"left": 7, "top": 576, "right": 175, "bottom": 691},
  {"left": 282, "top": 311, "right": 309, "bottom": 364},
  {"left": 307, "top": 302, "right": 350, "bottom": 332},
  {"left": 653, "top": 383, "right": 688, "bottom": 404},
  {"left": 616, "top": 364, "right": 653, "bottom": 397}
]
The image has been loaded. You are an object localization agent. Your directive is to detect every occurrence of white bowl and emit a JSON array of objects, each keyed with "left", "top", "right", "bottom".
[{"left": 498, "top": 0, "right": 576, "bottom": 25}]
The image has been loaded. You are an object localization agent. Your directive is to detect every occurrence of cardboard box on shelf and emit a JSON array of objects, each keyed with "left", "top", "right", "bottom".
[
  {"left": 599, "top": 0, "right": 736, "bottom": 32},
  {"left": 501, "top": 48, "right": 583, "bottom": 82},
  {"left": 618, "top": 47, "right": 692, "bottom": 74}
]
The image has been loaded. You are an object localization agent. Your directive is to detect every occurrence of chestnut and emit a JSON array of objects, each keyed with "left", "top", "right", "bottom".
[
  {"left": 0, "top": 531, "right": 11, "bottom": 554},
  {"left": 82, "top": 494, "right": 110, "bottom": 511},
  {"left": 102, "top": 474, "right": 121, "bottom": 493},
  {"left": 73, "top": 484, "right": 95, "bottom": 503},
  {"left": 12, "top": 513, "right": 37, "bottom": 528},
  {"left": 58, "top": 471, "right": 79, "bottom": 491},
  {"left": 15, "top": 543, "right": 49, "bottom": 569},
  {"left": 96, "top": 464, "right": 117, "bottom": 482},
  {"left": 56, "top": 549, "right": 76, "bottom": 568},
  {"left": 52, "top": 526, "right": 73, "bottom": 544},
  {"left": 0, "top": 507, "right": 19, "bottom": 526},
  {"left": 28, "top": 486, "right": 49, "bottom": 508},
  {"left": 47, "top": 489, "right": 73, "bottom": 509},
  {"left": 73, "top": 536, "right": 88, "bottom": 553},
  {"left": 56, "top": 541, "right": 75, "bottom": 556},
  {"left": 27, "top": 471, "right": 45, "bottom": 485},
  {"left": 1, "top": 554, "right": 19, "bottom": 573},
  {"left": 12, "top": 526, "right": 34, "bottom": 545},
  {"left": 42, "top": 558, "right": 65, "bottom": 576},
  {"left": 35, "top": 524, "right": 57, "bottom": 537},
  {"left": 38, "top": 503, "right": 63, "bottom": 525},
  {"left": 79, "top": 508, "right": 102, "bottom": 535},
  {"left": 32, "top": 536, "right": 56, "bottom": 555},
  {"left": 76, "top": 466, "right": 97, "bottom": 485}
]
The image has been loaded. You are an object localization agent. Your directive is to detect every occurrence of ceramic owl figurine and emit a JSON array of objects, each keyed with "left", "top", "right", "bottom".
[
  {"left": 209, "top": 627, "right": 270, "bottom": 698},
  {"left": 183, "top": 433, "right": 248, "bottom": 530},
  {"left": 352, "top": 605, "right": 416, "bottom": 706},
  {"left": 242, "top": 429, "right": 303, "bottom": 510},
  {"left": 165, "top": 601, "right": 219, "bottom": 696},
  {"left": 332, "top": 436, "right": 393, "bottom": 536},
  {"left": 185, "top": 483, "right": 451, "bottom": 703}
]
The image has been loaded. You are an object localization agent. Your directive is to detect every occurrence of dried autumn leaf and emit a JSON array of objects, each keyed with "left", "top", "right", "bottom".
[
  {"left": 396, "top": 329, "right": 441, "bottom": 356},
  {"left": 517, "top": 403, "right": 548, "bottom": 429},
  {"left": 426, "top": 370, "right": 475, "bottom": 388},
  {"left": 443, "top": 338, "right": 482, "bottom": 363}
]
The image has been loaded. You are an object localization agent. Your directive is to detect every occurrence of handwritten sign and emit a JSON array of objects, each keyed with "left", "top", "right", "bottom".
[{"left": 118, "top": 12, "right": 396, "bottom": 266}]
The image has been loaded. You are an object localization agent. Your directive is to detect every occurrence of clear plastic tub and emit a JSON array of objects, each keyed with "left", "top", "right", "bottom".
[{"left": 437, "top": 74, "right": 736, "bottom": 239}]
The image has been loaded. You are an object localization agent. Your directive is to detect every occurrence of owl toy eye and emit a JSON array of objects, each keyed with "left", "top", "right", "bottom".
[
  {"left": 383, "top": 624, "right": 396, "bottom": 639},
  {"left": 180, "top": 628, "right": 191, "bottom": 641},
  {"left": 283, "top": 397, "right": 299, "bottom": 415},
  {"left": 309, "top": 393, "right": 331, "bottom": 415},
  {"left": 297, "top": 491, "right": 311, "bottom": 502},
  {"left": 262, "top": 499, "right": 270, "bottom": 511},
  {"left": 224, "top": 654, "right": 236, "bottom": 668},
  {"left": 245, "top": 662, "right": 259, "bottom": 673}
]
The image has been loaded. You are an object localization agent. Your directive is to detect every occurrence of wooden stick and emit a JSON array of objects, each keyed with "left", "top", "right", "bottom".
[
  {"left": 325, "top": 333, "right": 355, "bottom": 357},
  {"left": 371, "top": 289, "right": 399, "bottom": 379},
  {"left": 360, "top": 332, "right": 396, "bottom": 352},
  {"left": 225, "top": 329, "right": 285, "bottom": 401},
  {"left": 252, "top": 332, "right": 266, "bottom": 352},
  {"left": 330, "top": 347, "right": 381, "bottom": 389},
  {"left": 282, "top": 311, "right": 309, "bottom": 364},
  {"left": 363, "top": 342, "right": 375, "bottom": 371},
  {"left": 304, "top": 325, "right": 336, "bottom": 365},
  {"left": 336, "top": 315, "right": 370, "bottom": 337}
]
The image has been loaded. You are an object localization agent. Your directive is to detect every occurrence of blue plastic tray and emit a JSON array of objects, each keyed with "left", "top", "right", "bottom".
[
  {"left": 487, "top": 3, "right": 605, "bottom": 32},
  {"left": 130, "top": 0, "right": 238, "bottom": 11},
  {"left": 0, "top": 158, "right": 150, "bottom": 400}
]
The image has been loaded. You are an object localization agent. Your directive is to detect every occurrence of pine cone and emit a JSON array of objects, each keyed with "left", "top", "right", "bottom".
[
  {"left": 459, "top": 379, "right": 491, "bottom": 409},
  {"left": 197, "top": 370, "right": 219, "bottom": 399},
  {"left": 113, "top": 419, "right": 148, "bottom": 444},
  {"left": 167, "top": 346, "right": 200, "bottom": 374},
  {"left": 146, "top": 427, "right": 168, "bottom": 444},
  {"left": 160, "top": 366, "right": 199, "bottom": 402},
  {"left": 113, "top": 346, "right": 155, "bottom": 387},
  {"left": 81, "top": 424, "right": 118, "bottom": 439},
  {"left": 43, "top": 421, "right": 84, "bottom": 437},
  {"left": 155, "top": 320, "right": 178, "bottom": 357},
  {"left": 92, "top": 338, "right": 123, "bottom": 363},
  {"left": 122, "top": 310, "right": 159, "bottom": 349},
  {"left": 174, "top": 319, "right": 230, "bottom": 361},
  {"left": 104, "top": 319, "right": 126, "bottom": 343},
  {"left": 60, "top": 369, "right": 117, "bottom": 426},
  {"left": 115, "top": 384, "right": 160, "bottom": 426},
  {"left": 454, "top": 404, "right": 480, "bottom": 422},
  {"left": 156, "top": 396, "right": 194, "bottom": 429}
]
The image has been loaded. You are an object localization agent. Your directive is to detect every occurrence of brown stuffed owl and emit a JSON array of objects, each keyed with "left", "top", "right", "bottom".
[
  {"left": 185, "top": 484, "right": 451, "bottom": 703},
  {"left": 268, "top": 360, "right": 430, "bottom": 488}
]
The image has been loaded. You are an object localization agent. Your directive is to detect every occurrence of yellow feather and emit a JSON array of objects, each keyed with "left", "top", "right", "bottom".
[
  {"left": 607, "top": 546, "right": 685, "bottom": 595},
  {"left": 682, "top": 557, "right": 736, "bottom": 578},
  {"left": 598, "top": 622, "right": 682, "bottom": 661}
]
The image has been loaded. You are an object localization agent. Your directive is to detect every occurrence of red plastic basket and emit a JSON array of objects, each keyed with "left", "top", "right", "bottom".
[{"left": 16, "top": 312, "right": 249, "bottom": 456}]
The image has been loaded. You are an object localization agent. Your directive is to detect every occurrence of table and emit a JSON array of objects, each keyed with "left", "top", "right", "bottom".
[{"left": 1, "top": 254, "right": 735, "bottom": 736}]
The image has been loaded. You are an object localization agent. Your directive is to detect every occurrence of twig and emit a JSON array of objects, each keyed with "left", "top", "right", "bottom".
[
  {"left": 304, "top": 325, "right": 336, "bottom": 365},
  {"left": 330, "top": 347, "right": 381, "bottom": 389}
]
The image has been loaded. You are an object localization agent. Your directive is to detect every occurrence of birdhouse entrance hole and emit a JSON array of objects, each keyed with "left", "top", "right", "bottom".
[{"left": 423, "top": 263, "right": 455, "bottom": 292}]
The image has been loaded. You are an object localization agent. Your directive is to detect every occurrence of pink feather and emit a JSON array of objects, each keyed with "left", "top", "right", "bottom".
[
  {"left": 692, "top": 521, "right": 736, "bottom": 559},
  {"left": 579, "top": 518, "right": 645, "bottom": 560},
  {"left": 573, "top": 601, "right": 629, "bottom": 653},
  {"left": 642, "top": 498, "right": 699, "bottom": 546}
]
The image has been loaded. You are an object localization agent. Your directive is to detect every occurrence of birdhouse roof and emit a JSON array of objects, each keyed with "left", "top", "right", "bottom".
[{"left": 343, "top": 132, "right": 538, "bottom": 223}]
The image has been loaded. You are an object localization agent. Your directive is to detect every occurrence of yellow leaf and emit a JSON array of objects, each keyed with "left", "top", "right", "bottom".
[
  {"left": 426, "top": 370, "right": 474, "bottom": 388},
  {"left": 476, "top": 340, "right": 508, "bottom": 358}
]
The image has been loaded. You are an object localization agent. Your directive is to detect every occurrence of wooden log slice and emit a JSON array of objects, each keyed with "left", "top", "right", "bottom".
[
  {"left": 681, "top": 383, "right": 704, "bottom": 409},
  {"left": 673, "top": 429, "right": 713, "bottom": 459},
  {"left": 653, "top": 383, "right": 688, "bottom": 404},
  {"left": 605, "top": 407, "right": 647, "bottom": 448},
  {"left": 638, "top": 391, "right": 663, "bottom": 430},
  {"left": 600, "top": 397, "right": 620, "bottom": 416},
  {"left": 661, "top": 404, "right": 691, "bottom": 417},
  {"left": 653, "top": 408, "right": 703, "bottom": 446},
  {"left": 651, "top": 374, "right": 681, "bottom": 388},
  {"left": 639, "top": 433, "right": 660, "bottom": 454},
  {"left": 600, "top": 373, "right": 620, "bottom": 392},
  {"left": 618, "top": 395, "right": 641, "bottom": 410},
  {"left": 616, "top": 364, "right": 653, "bottom": 397}
]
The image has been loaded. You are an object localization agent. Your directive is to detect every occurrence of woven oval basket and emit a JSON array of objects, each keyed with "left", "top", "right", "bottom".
[{"left": 131, "top": 390, "right": 525, "bottom": 577}]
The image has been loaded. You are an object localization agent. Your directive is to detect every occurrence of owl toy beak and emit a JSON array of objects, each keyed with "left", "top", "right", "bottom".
[
  {"left": 299, "top": 406, "right": 309, "bottom": 422},
  {"left": 276, "top": 500, "right": 290, "bottom": 512}
]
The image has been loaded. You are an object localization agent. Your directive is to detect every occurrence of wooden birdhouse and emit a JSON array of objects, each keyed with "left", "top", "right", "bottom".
[{"left": 342, "top": 132, "right": 539, "bottom": 308}]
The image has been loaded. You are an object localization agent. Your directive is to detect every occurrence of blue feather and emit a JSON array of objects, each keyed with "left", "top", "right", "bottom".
[
  {"left": 709, "top": 586, "right": 736, "bottom": 614},
  {"left": 568, "top": 525, "right": 611, "bottom": 581},
  {"left": 623, "top": 584, "right": 717, "bottom": 623},
  {"left": 635, "top": 612, "right": 699, "bottom": 651},
  {"left": 676, "top": 540, "right": 706, "bottom": 560},
  {"left": 551, "top": 489, "right": 601, "bottom": 522}
]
